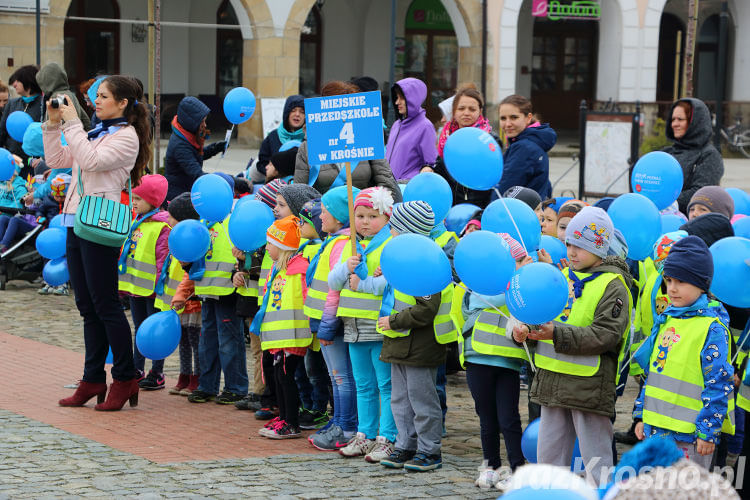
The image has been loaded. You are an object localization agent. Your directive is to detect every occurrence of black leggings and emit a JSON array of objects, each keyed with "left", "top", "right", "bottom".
[
  {"left": 466, "top": 362, "right": 525, "bottom": 470},
  {"left": 274, "top": 352, "right": 303, "bottom": 428}
]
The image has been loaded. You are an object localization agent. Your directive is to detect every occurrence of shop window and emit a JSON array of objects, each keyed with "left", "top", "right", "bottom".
[
  {"left": 63, "top": 0, "right": 120, "bottom": 89},
  {"left": 300, "top": 6, "right": 322, "bottom": 97}
]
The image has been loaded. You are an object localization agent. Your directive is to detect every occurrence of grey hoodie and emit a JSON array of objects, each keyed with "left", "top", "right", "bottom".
[{"left": 36, "top": 63, "right": 91, "bottom": 130}]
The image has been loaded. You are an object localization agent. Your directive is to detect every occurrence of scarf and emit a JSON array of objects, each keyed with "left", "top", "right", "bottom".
[
  {"left": 87, "top": 117, "right": 128, "bottom": 141},
  {"left": 277, "top": 123, "right": 305, "bottom": 144},
  {"left": 154, "top": 253, "right": 173, "bottom": 297},
  {"left": 354, "top": 224, "right": 391, "bottom": 280},
  {"left": 558, "top": 270, "right": 603, "bottom": 322},
  {"left": 329, "top": 162, "right": 362, "bottom": 189},
  {"left": 117, "top": 208, "right": 159, "bottom": 275},
  {"left": 21, "top": 94, "right": 39, "bottom": 103},
  {"left": 171, "top": 115, "right": 206, "bottom": 153},
  {"left": 249, "top": 264, "right": 281, "bottom": 335},
  {"left": 187, "top": 219, "right": 214, "bottom": 281},
  {"left": 437, "top": 116, "right": 492, "bottom": 157}
]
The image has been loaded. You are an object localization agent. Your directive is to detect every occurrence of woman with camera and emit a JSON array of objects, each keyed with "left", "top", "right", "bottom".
[{"left": 43, "top": 75, "right": 152, "bottom": 411}]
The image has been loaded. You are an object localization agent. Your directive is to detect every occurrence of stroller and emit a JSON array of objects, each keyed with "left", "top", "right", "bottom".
[{"left": 0, "top": 207, "right": 45, "bottom": 290}]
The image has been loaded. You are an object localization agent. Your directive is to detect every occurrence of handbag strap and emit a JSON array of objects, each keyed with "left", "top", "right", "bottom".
[{"left": 77, "top": 165, "right": 133, "bottom": 212}]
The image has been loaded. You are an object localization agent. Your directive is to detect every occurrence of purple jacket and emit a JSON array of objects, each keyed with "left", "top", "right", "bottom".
[{"left": 385, "top": 78, "right": 437, "bottom": 181}]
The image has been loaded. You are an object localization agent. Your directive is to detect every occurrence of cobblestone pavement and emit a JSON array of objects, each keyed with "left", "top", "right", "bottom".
[{"left": 0, "top": 283, "right": 640, "bottom": 498}]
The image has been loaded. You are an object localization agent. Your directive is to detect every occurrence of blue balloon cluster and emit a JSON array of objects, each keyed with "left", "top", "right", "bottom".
[
  {"left": 168, "top": 220, "right": 211, "bottom": 262},
  {"left": 482, "top": 198, "right": 541, "bottom": 252},
  {"left": 43, "top": 257, "right": 69, "bottom": 286},
  {"left": 228, "top": 199, "right": 275, "bottom": 251},
  {"left": 49, "top": 214, "right": 65, "bottom": 228},
  {"left": 443, "top": 127, "right": 502, "bottom": 190},
  {"left": 36, "top": 228, "right": 67, "bottom": 259},
  {"left": 660, "top": 213, "right": 685, "bottom": 235},
  {"left": 444, "top": 203, "right": 480, "bottom": 234},
  {"left": 191, "top": 174, "right": 234, "bottom": 223},
  {"left": 6, "top": 111, "right": 33, "bottom": 142},
  {"left": 454, "top": 230, "right": 515, "bottom": 295},
  {"left": 223, "top": 87, "right": 256, "bottom": 125},
  {"left": 0, "top": 148, "right": 14, "bottom": 181},
  {"left": 506, "top": 263, "right": 569, "bottom": 324},
  {"left": 380, "top": 234, "right": 452, "bottom": 296},
  {"left": 136, "top": 309, "right": 181, "bottom": 360},
  {"left": 631, "top": 151, "right": 683, "bottom": 210},
  {"left": 710, "top": 237, "right": 750, "bottom": 308},
  {"left": 727, "top": 188, "right": 750, "bottom": 216},
  {"left": 538, "top": 234, "right": 567, "bottom": 265},
  {"left": 403, "top": 172, "right": 452, "bottom": 222},
  {"left": 607, "top": 193, "right": 661, "bottom": 261}
]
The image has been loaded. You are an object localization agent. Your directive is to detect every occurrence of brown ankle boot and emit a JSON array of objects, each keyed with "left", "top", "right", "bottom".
[
  {"left": 180, "top": 374, "right": 199, "bottom": 396},
  {"left": 169, "top": 373, "right": 190, "bottom": 395},
  {"left": 59, "top": 381, "right": 108, "bottom": 407},
  {"left": 94, "top": 379, "right": 139, "bottom": 411}
]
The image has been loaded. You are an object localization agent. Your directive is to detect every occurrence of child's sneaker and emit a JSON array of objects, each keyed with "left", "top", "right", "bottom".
[
  {"left": 299, "top": 409, "right": 329, "bottom": 430},
  {"left": 216, "top": 391, "right": 244, "bottom": 405},
  {"left": 257, "top": 417, "right": 282, "bottom": 437},
  {"left": 380, "top": 449, "right": 416, "bottom": 469},
  {"left": 338, "top": 432, "right": 375, "bottom": 458},
  {"left": 169, "top": 374, "right": 190, "bottom": 395},
  {"left": 187, "top": 390, "right": 216, "bottom": 403},
  {"left": 403, "top": 452, "right": 442, "bottom": 472},
  {"left": 52, "top": 284, "right": 69, "bottom": 295},
  {"left": 475, "top": 467, "right": 502, "bottom": 489},
  {"left": 235, "top": 395, "right": 262, "bottom": 411},
  {"left": 255, "top": 407, "right": 279, "bottom": 420},
  {"left": 38, "top": 284, "right": 52, "bottom": 295},
  {"left": 364, "top": 436, "right": 394, "bottom": 463},
  {"left": 311, "top": 425, "right": 351, "bottom": 451},
  {"left": 139, "top": 371, "right": 165, "bottom": 390},
  {"left": 266, "top": 421, "right": 301, "bottom": 440}
]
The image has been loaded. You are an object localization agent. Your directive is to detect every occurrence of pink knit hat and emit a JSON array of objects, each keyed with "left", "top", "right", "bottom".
[
  {"left": 132, "top": 174, "right": 168, "bottom": 208},
  {"left": 498, "top": 232, "right": 527, "bottom": 260},
  {"left": 353, "top": 186, "right": 394, "bottom": 217}
]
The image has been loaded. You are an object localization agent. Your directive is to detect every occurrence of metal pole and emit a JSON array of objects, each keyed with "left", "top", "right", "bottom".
[
  {"left": 35, "top": 0, "right": 40, "bottom": 66},
  {"left": 578, "top": 100, "right": 587, "bottom": 199},
  {"left": 481, "top": 0, "right": 487, "bottom": 98},
  {"left": 672, "top": 30, "right": 682, "bottom": 101},
  {"left": 714, "top": 0, "right": 728, "bottom": 149},
  {"left": 155, "top": 0, "right": 161, "bottom": 171},
  {"left": 148, "top": 0, "right": 155, "bottom": 172},
  {"left": 387, "top": 0, "right": 396, "bottom": 125}
]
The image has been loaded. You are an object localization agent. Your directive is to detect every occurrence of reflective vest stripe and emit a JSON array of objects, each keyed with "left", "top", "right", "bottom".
[
  {"left": 536, "top": 340, "right": 599, "bottom": 368},
  {"left": 469, "top": 308, "right": 528, "bottom": 360},
  {"left": 124, "top": 258, "right": 157, "bottom": 273},
  {"left": 303, "top": 295, "right": 326, "bottom": 311},
  {"left": 205, "top": 261, "right": 235, "bottom": 272},
  {"left": 309, "top": 278, "right": 328, "bottom": 292},
  {"left": 378, "top": 291, "right": 415, "bottom": 338},
  {"left": 236, "top": 279, "right": 260, "bottom": 297},
  {"left": 646, "top": 371, "right": 703, "bottom": 400},
  {"left": 434, "top": 320, "right": 455, "bottom": 337},
  {"left": 472, "top": 329, "right": 522, "bottom": 350},
  {"left": 196, "top": 276, "right": 235, "bottom": 289},
  {"left": 120, "top": 274, "right": 159, "bottom": 292},
  {"left": 337, "top": 237, "right": 389, "bottom": 320},
  {"left": 259, "top": 267, "right": 270, "bottom": 282},
  {"left": 433, "top": 286, "right": 457, "bottom": 344},
  {"left": 338, "top": 295, "right": 382, "bottom": 315},
  {"left": 259, "top": 269, "right": 311, "bottom": 349},
  {"left": 263, "top": 309, "right": 308, "bottom": 323},
  {"left": 194, "top": 220, "right": 236, "bottom": 297},
  {"left": 118, "top": 220, "right": 167, "bottom": 296},
  {"left": 738, "top": 384, "right": 750, "bottom": 412},
  {"left": 303, "top": 236, "right": 347, "bottom": 319},
  {"left": 643, "top": 395, "right": 700, "bottom": 425}
]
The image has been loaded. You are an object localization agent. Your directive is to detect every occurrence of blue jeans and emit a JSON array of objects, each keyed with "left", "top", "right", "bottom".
[
  {"left": 304, "top": 348, "right": 331, "bottom": 412},
  {"left": 198, "top": 295, "right": 248, "bottom": 395},
  {"left": 129, "top": 295, "right": 165, "bottom": 374},
  {"left": 348, "top": 341, "right": 397, "bottom": 441},
  {"left": 321, "top": 336, "right": 357, "bottom": 432},
  {"left": 0, "top": 216, "right": 34, "bottom": 247}
]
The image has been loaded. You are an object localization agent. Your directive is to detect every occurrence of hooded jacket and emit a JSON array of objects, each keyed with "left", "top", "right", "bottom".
[
  {"left": 164, "top": 97, "right": 224, "bottom": 201},
  {"left": 0, "top": 95, "right": 44, "bottom": 165},
  {"left": 385, "top": 78, "right": 438, "bottom": 181},
  {"left": 257, "top": 95, "right": 305, "bottom": 175},
  {"left": 0, "top": 174, "right": 28, "bottom": 209},
  {"left": 36, "top": 63, "right": 91, "bottom": 131},
  {"left": 497, "top": 123, "right": 556, "bottom": 199},
  {"left": 529, "top": 256, "right": 633, "bottom": 417},
  {"left": 662, "top": 98, "right": 724, "bottom": 214}
]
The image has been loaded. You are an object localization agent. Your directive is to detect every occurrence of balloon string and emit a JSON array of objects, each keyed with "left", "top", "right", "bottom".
[
  {"left": 455, "top": 282, "right": 536, "bottom": 373},
  {"left": 493, "top": 188, "right": 529, "bottom": 255},
  {"left": 172, "top": 293, "right": 196, "bottom": 311}
]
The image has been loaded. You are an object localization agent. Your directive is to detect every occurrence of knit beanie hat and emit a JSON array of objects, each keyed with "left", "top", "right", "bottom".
[
  {"left": 255, "top": 178, "right": 287, "bottom": 209},
  {"left": 503, "top": 186, "right": 542, "bottom": 211},
  {"left": 278, "top": 184, "right": 321, "bottom": 218},
  {"left": 680, "top": 213, "right": 734, "bottom": 248},
  {"left": 662, "top": 235, "right": 713, "bottom": 292},
  {"left": 594, "top": 197, "right": 615, "bottom": 212},
  {"left": 498, "top": 233, "right": 527, "bottom": 260},
  {"left": 167, "top": 192, "right": 200, "bottom": 222},
  {"left": 321, "top": 185, "right": 360, "bottom": 225},
  {"left": 564, "top": 206, "right": 614, "bottom": 258},
  {"left": 299, "top": 198, "right": 327, "bottom": 239},
  {"left": 267, "top": 215, "right": 302, "bottom": 251},
  {"left": 558, "top": 199, "right": 589, "bottom": 220},
  {"left": 21, "top": 122, "right": 44, "bottom": 158},
  {"left": 269, "top": 148, "right": 298, "bottom": 179},
  {"left": 607, "top": 228, "right": 628, "bottom": 259},
  {"left": 390, "top": 201, "right": 435, "bottom": 236},
  {"left": 132, "top": 174, "right": 168, "bottom": 208},
  {"left": 354, "top": 186, "right": 394, "bottom": 217},
  {"left": 652, "top": 230, "right": 688, "bottom": 272},
  {"left": 543, "top": 196, "right": 573, "bottom": 214},
  {"left": 50, "top": 173, "right": 71, "bottom": 197},
  {"left": 215, "top": 172, "right": 235, "bottom": 193},
  {"left": 687, "top": 186, "right": 734, "bottom": 219}
]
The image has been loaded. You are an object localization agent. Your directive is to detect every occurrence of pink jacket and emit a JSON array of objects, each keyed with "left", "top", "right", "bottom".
[{"left": 42, "top": 119, "right": 138, "bottom": 215}]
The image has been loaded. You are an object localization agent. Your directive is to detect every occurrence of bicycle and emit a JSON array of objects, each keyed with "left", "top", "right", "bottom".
[{"left": 719, "top": 114, "right": 750, "bottom": 158}]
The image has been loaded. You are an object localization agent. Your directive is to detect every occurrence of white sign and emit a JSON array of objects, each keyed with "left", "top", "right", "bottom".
[
  {"left": 584, "top": 120, "right": 632, "bottom": 195},
  {"left": 0, "top": 0, "right": 50, "bottom": 13},
  {"left": 261, "top": 98, "right": 286, "bottom": 138}
]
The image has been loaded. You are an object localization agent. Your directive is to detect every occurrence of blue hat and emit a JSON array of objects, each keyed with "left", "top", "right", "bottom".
[
  {"left": 215, "top": 172, "right": 235, "bottom": 193},
  {"left": 662, "top": 235, "right": 713, "bottom": 292},
  {"left": 22, "top": 122, "right": 44, "bottom": 158},
  {"left": 321, "top": 185, "right": 360, "bottom": 225},
  {"left": 545, "top": 196, "right": 573, "bottom": 214}
]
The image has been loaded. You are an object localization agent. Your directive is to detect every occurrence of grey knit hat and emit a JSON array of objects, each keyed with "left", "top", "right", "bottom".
[
  {"left": 278, "top": 184, "right": 321, "bottom": 217},
  {"left": 565, "top": 206, "right": 614, "bottom": 258},
  {"left": 687, "top": 185, "right": 734, "bottom": 219},
  {"left": 389, "top": 201, "right": 435, "bottom": 236}
]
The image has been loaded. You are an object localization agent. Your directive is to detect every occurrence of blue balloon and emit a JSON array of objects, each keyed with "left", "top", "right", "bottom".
[
  {"left": 223, "top": 87, "right": 256, "bottom": 125},
  {"left": 6, "top": 111, "right": 33, "bottom": 142},
  {"left": 607, "top": 193, "right": 661, "bottom": 261},
  {"left": 631, "top": 151, "right": 683, "bottom": 210},
  {"left": 502, "top": 489, "right": 586, "bottom": 500},
  {"left": 733, "top": 217, "right": 750, "bottom": 239},
  {"left": 0, "top": 148, "right": 14, "bottom": 181},
  {"left": 710, "top": 237, "right": 750, "bottom": 308},
  {"left": 168, "top": 220, "right": 211, "bottom": 262},
  {"left": 49, "top": 214, "right": 65, "bottom": 228},
  {"left": 403, "top": 172, "right": 453, "bottom": 222},
  {"left": 191, "top": 174, "right": 234, "bottom": 222},
  {"left": 482, "top": 198, "right": 542, "bottom": 252},
  {"left": 521, "top": 418, "right": 540, "bottom": 463},
  {"left": 135, "top": 309, "right": 181, "bottom": 360},
  {"left": 454, "top": 230, "right": 515, "bottom": 295},
  {"left": 105, "top": 347, "right": 113, "bottom": 365},
  {"left": 43, "top": 257, "right": 69, "bottom": 286},
  {"left": 228, "top": 199, "right": 275, "bottom": 251},
  {"left": 727, "top": 188, "right": 750, "bottom": 216},
  {"left": 36, "top": 227, "right": 67, "bottom": 259},
  {"left": 443, "top": 127, "right": 502, "bottom": 190},
  {"left": 571, "top": 438, "right": 583, "bottom": 473},
  {"left": 660, "top": 213, "right": 685, "bottom": 234},
  {"left": 445, "top": 203, "right": 480, "bottom": 234},
  {"left": 380, "top": 234, "right": 452, "bottom": 296},
  {"left": 279, "top": 140, "right": 302, "bottom": 152},
  {"left": 539, "top": 234, "right": 567, "bottom": 265},
  {"left": 506, "top": 262, "right": 569, "bottom": 324}
]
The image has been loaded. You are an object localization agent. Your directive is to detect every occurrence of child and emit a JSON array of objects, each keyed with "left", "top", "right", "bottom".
[
  {"left": 117, "top": 174, "right": 171, "bottom": 390},
  {"left": 555, "top": 199, "right": 588, "bottom": 241},
  {"left": 251, "top": 215, "right": 311, "bottom": 439},
  {"left": 0, "top": 158, "right": 28, "bottom": 212},
  {"left": 539, "top": 197, "right": 572, "bottom": 237},
  {"left": 35, "top": 173, "right": 72, "bottom": 295},
  {"left": 462, "top": 233, "right": 530, "bottom": 489},
  {"left": 633, "top": 236, "right": 734, "bottom": 470},
  {"left": 512, "top": 206, "right": 633, "bottom": 487},
  {"left": 152, "top": 192, "right": 202, "bottom": 396},
  {"left": 502, "top": 186, "right": 542, "bottom": 218},
  {"left": 308, "top": 185, "right": 360, "bottom": 450},
  {"left": 686, "top": 185, "right": 734, "bottom": 220},
  {"left": 265, "top": 147, "right": 298, "bottom": 183},
  {"left": 376, "top": 200, "right": 445, "bottom": 472},
  {"left": 329, "top": 186, "right": 398, "bottom": 463}
]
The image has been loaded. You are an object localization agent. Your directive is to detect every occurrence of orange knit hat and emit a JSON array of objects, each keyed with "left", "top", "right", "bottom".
[{"left": 266, "top": 215, "right": 301, "bottom": 251}]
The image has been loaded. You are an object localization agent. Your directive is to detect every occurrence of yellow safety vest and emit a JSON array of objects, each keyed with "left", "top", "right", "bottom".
[
  {"left": 535, "top": 269, "right": 631, "bottom": 377},
  {"left": 434, "top": 230, "right": 458, "bottom": 249},
  {"left": 118, "top": 218, "right": 168, "bottom": 296},
  {"left": 731, "top": 327, "right": 747, "bottom": 369},
  {"left": 336, "top": 236, "right": 390, "bottom": 320},
  {"left": 631, "top": 272, "right": 671, "bottom": 376},
  {"left": 470, "top": 305, "right": 529, "bottom": 361},
  {"left": 303, "top": 235, "right": 348, "bottom": 320},
  {"left": 450, "top": 284, "right": 467, "bottom": 336},
  {"left": 738, "top": 368, "right": 750, "bottom": 412},
  {"left": 154, "top": 255, "right": 186, "bottom": 312},
  {"left": 377, "top": 290, "right": 417, "bottom": 338},
  {"left": 259, "top": 268, "right": 312, "bottom": 350},
  {"left": 434, "top": 284, "right": 458, "bottom": 344},
  {"left": 193, "top": 220, "right": 236, "bottom": 298},
  {"left": 256, "top": 250, "right": 274, "bottom": 305},
  {"left": 236, "top": 250, "right": 260, "bottom": 298},
  {"left": 643, "top": 315, "right": 735, "bottom": 435}
]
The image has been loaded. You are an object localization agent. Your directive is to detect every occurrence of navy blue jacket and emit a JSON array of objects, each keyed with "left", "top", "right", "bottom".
[
  {"left": 35, "top": 194, "right": 62, "bottom": 221},
  {"left": 496, "top": 124, "right": 556, "bottom": 200}
]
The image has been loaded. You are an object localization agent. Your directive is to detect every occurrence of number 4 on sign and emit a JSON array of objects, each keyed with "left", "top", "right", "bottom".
[{"left": 339, "top": 122, "right": 354, "bottom": 144}]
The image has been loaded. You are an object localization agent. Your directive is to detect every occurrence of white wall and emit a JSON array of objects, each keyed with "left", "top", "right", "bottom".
[
  {"left": 118, "top": 0, "right": 149, "bottom": 90},
  {"left": 596, "top": 0, "right": 622, "bottom": 101},
  {"left": 188, "top": 0, "right": 220, "bottom": 96},
  {"left": 318, "top": 0, "right": 360, "bottom": 83},
  {"left": 514, "top": 0, "right": 533, "bottom": 99}
]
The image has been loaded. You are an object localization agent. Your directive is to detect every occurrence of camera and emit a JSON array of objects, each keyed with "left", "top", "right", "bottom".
[{"left": 49, "top": 95, "right": 68, "bottom": 109}]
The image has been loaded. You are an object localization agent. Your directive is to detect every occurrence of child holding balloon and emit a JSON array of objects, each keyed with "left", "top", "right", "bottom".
[{"left": 512, "top": 206, "right": 633, "bottom": 487}]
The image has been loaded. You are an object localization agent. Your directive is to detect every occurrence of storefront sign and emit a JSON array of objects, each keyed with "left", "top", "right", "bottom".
[
  {"left": 532, "top": 0, "right": 600, "bottom": 21},
  {"left": 405, "top": 0, "right": 453, "bottom": 31},
  {"left": 0, "top": 0, "right": 50, "bottom": 13}
]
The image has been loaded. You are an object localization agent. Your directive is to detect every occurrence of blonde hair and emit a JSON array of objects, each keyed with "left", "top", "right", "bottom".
[{"left": 273, "top": 248, "right": 296, "bottom": 272}]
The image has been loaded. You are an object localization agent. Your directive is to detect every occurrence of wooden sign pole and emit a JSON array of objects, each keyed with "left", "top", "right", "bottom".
[{"left": 345, "top": 161, "right": 357, "bottom": 255}]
